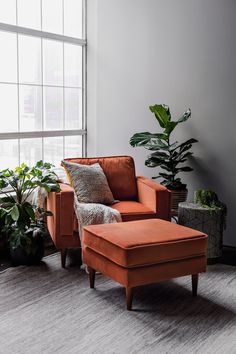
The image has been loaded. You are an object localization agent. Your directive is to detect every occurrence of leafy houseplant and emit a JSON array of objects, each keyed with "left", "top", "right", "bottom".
[
  {"left": 194, "top": 189, "right": 227, "bottom": 228},
  {"left": 130, "top": 104, "right": 198, "bottom": 190},
  {"left": 0, "top": 161, "right": 60, "bottom": 265}
]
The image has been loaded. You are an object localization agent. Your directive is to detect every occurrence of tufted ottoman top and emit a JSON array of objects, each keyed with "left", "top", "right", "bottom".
[{"left": 83, "top": 219, "right": 207, "bottom": 268}]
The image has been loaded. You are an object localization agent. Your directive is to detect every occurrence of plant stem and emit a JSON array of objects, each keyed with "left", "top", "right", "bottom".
[{"left": 23, "top": 186, "right": 37, "bottom": 203}]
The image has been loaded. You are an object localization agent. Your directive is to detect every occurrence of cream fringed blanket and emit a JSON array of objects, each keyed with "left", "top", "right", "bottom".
[
  {"left": 73, "top": 195, "right": 121, "bottom": 242},
  {"left": 32, "top": 182, "right": 121, "bottom": 246}
]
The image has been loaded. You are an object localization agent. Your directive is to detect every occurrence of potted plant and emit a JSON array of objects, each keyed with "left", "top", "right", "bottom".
[
  {"left": 194, "top": 188, "right": 227, "bottom": 227},
  {"left": 130, "top": 104, "right": 198, "bottom": 216},
  {"left": 178, "top": 189, "right": 227, "bottom": 260},
  {"left": 0, "top": 161, "right": 60, "bottom": 266}
]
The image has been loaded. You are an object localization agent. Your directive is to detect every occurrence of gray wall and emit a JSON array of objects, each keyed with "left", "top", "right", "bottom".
[{"left": 87, "top": 0, "right": 236, "bottom": 247}]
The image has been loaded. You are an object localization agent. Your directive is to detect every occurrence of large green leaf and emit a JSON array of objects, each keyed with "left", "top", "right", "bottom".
[
  {"left": 23, "top": 202, "right": 36, "bottom": 221},
  {"left": 173, "top": 138, "right": 198, "bottom": 151},
  {"left": 177, "top": 108, "right": 191, "bottom": 123},
  {"left": 149, "top": 105, "right": 171, "bottom": 128},
  {"left": 0, "top": 179, "right": 8, "bottom": 189},
  {"left": 130, "top": 132, "right": 167, "bottom": 147},
  {"left": 150, "top": 151, "right": 169, "bottom": 158},
  {"left": 145, "top": 158, "right": 163, "bottom": 168},
  {"left": 11, "top": 205, "right": 19, "bottom": 221},
  {"left": 177, "top": 151, "right": 193, "bottom": 162},
  {"left": 178, "top": 166, "right": 193, "bottom": 172},
  {"left": 164, "top": 121, "right": 178, "bottom": 136}
]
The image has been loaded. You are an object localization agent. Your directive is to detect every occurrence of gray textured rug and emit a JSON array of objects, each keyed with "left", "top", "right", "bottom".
[{"left": 0, "top": 254, "right": 236, "bottom": 354}]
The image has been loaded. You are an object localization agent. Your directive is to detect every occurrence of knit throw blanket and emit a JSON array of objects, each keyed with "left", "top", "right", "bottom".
[
  {"left": 73, "top": 193, "right": 122, "bottom": 242},
  {"left": 32, "top": 187, "right": 122, "bottom": 246}
]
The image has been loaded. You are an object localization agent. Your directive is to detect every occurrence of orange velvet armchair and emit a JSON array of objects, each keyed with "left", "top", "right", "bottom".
[{"left": 46, "top": 156, "right": 171, "bottom": 267}]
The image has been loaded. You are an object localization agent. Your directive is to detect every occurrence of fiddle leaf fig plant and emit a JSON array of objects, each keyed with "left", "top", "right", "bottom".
[
  {"left": 0, "top": 160, "right": 60, "bottom": 256},
  {"left": 130, "top": 104, "right": 198, "bottom": 190}
]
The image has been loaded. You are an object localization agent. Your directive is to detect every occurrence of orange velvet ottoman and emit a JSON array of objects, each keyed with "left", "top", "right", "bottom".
[{"left": 83, "top": 219, "right": 208, "bottom": 310}]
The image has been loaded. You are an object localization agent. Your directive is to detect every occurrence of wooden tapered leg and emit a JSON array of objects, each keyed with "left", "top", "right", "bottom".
[
  {"left": 61, "top": 249, "right": 67, "bottom": 268},
  {"left": 88, "top": 267, "right": 95, "bottom": 288},
  {"left": 192, "top": 274, "right": 198, "bottom": 296},
  {"left": 126, "top": 287, "right": 133, "bottom": 311}
]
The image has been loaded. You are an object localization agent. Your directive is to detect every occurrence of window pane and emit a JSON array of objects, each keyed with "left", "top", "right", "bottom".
[
  {"left": 64, "top": 0, "right": 83, "bottom": 39},
  {"left": 20, "top": 138, "right": 42, "bottom": 166},
  {"left": 17, "top": 0, "right": 41, "bottom": 30},
  {"left": 0, "top": 0, "right": 16, "bottom": 25},
  {"left": 43, "top": 87, "right": 63, "bottom": 130},
  {"left": 42, "top": 0, "right": 63, "bottom": 34},
  {"left": 19, "top": 35, "right": 42, "bottom": 85},
  {"left": 43, "top": 39, "right": 63, "bottom": 86},
  {"left": 43, "top": 137, "right": 63, "bottom": 165},
  {"left": 64, "top": 44, "right": 82, "bottom": 88},
  {"left": 0, "top": 84, "right": 18, "bottom": 132},
  {"left": 0, "top": 32, "right": 17, "bottom": 83},
  {"left": 19, "top": 85, "right": 42, "bottom": 131},
  {"left": 0, "top": 140, "right": 19, "bottom": 169},
  {"left": 65, "top": 88, "right": 82, "bottom": 130},
  {"left": 64, "top": 136, "right": 82, "bottom": 158}
]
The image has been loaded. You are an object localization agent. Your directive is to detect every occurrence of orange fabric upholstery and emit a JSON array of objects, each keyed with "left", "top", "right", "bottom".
[
  {"left": 72, "top": 201, "right": 156, "bottom": 230},
  {"left": 137, "top": 176, "right": 171, "bottom": 220},
  {"left": 46, "top": 183, "right": 81, "bottom": 250},
  {"left": 46, "top": 156, "right": 171, "bottom": 267},
  {"left": 64, "top": 156, "right": 138, "bottom": 201},
  {"left": 83, "top": 247, "right": 206, "bottom": 288},
  {"left": 111, "top": 201, "right": 156, "bottom": 221},
  {"left": 83, "top": 219, "right": 207, "bottom": 309},
  {"left": 83, "top": 219, "right": 207, "bottom": 268}
]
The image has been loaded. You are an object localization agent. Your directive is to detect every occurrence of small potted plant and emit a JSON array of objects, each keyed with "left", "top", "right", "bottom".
[
  {"left": 178, "top": 189, "right": 227, "bottom": 260},
  {"left": 130, "top": 104, "right": 198, "bottom": 216},
  {"left": 0, "top": 161, "right": 60, "bottom": 266}
]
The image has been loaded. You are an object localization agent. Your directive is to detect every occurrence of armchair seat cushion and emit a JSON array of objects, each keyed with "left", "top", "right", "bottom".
[
  {"left": 72, "top": 201, "right": 156, "bottom": 231},
  {"left": 111, "top": 201, "right": 156, "bottom": 221}
]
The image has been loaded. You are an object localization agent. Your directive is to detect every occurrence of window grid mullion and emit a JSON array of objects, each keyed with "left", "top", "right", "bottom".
[
  {"left": 0, "top": 22, "right": 86, "bottom": 46},
  {"left": 40, "top": 0, "right": 44, "bottom": 160},
  {"left": 82, "top": 0, "right": 87, "bottom": 157},
  {"left": 16, "top": 0, "right": 21, "bottom": 164},
  {"left": 62, "top": 0, "right": 65, "bottom": 159},
  {"left": 0, "top": 1, "right": 86, "bottom": 165}
]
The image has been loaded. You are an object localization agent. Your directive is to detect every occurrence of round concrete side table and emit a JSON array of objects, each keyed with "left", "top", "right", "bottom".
[{"left": 178, "top": 202, "right": 224, "bottom": 262}]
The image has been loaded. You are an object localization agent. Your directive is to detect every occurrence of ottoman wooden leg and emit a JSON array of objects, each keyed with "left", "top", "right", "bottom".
[
  {"left": 88, "top": 267, "right": 96, "bottom": 288},
  {"left": 192, "top": 274, "right": 198, "bottom": 296},
  {"left": 126, "top": 287, "right": 133, "bottom": 311}
]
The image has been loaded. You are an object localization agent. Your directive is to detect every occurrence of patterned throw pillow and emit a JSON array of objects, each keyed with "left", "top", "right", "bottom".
[{"left": 61, "top": 160, "right": 115, "bottom": 204}]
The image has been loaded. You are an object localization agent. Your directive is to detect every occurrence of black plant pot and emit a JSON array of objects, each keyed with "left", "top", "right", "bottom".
[{"left": 10, "top": 238, "right": 45, "bottom": 266}]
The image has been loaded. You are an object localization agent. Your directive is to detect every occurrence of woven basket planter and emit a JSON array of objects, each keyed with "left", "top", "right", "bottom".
[{"left": 170, "top": 189, "right": 188, "bottom": 217}]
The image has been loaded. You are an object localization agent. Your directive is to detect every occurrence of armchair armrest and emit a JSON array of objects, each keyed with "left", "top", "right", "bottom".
[
  {"left": 137, "top": 176, "right": 171, "bottom": 221},
  {"left": 46, "top": 183, "right": 75, "bottom": 248}
]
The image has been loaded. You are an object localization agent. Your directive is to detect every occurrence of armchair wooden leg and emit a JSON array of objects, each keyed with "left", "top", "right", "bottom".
[
  {"left": 61, "top": 249, "right": 67, "bottom": 268},
  {"left": 88, "top": 267, "right": 95, "bottom": 288},
  {"left": 126, "top": 287, "right": 133, "bottom": 311},
  {"left": 192, "top": 274, "right": 198, "bottom": 297}
]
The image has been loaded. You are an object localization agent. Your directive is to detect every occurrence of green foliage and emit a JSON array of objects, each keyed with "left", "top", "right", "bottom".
[
  {"left": 194, "top": 189, "right": 227, "bottom": 229},
  {"left": 130, "top": 104, "right": 198, "bottom": 190},
  {"left": 0, "top": 161, "right": 60, "bottom": 254},
  {"left": 194, "top": 189, "right": 226, "bottom": 212}
]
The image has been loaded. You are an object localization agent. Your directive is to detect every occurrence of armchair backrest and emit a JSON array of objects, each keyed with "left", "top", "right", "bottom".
[{"left": 63, "top": 156, "right": 138, "bottom": 201}]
